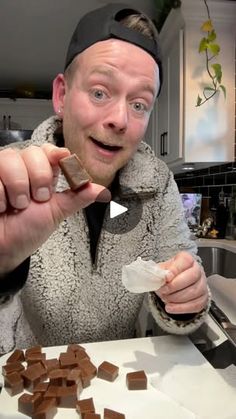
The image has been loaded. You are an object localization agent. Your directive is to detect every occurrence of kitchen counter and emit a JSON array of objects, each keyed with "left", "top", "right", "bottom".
[
  {"left": 196, "top": 238, "right": 236, "bottom": 253},
  {"left": 1, "top": 335, "right": 236, "bottom": 419}
]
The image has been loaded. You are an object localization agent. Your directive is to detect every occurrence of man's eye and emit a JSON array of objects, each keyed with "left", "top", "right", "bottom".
[
  {"left": 132, "top": 102, "right": 147, "bottom": 112},
  {"left": 92, "top": 89, "right": 106, "bottom": 100}
]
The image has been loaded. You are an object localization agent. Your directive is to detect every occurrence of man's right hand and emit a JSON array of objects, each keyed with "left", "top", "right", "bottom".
[{"left": 0, "top": 143, "right": 110, "bottom": 275}]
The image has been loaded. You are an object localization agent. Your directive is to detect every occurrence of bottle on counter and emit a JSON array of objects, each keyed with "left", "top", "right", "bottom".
[
  {"left": 226, "top": 191, "right": 236, "bottom": 240},
  {"left": 216, "top": 191, "right": 229, "bottom": 239}
]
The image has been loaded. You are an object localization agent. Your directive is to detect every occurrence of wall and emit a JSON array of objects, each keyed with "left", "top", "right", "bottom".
[
  {"left": 175, "top": 162, "right": 236, "bottom": 209},
  {"left": 175, "top": 43, "right": 236, "bottom": 214}
]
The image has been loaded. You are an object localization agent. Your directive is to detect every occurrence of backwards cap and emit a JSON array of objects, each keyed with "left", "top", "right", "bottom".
[{"left": 65, "top": 3, "right": 162, "bottom": 95}]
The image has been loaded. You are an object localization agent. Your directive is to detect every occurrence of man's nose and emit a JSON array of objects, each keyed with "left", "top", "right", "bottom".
[{"left": 103, "top": 100, "right": 128, "bottom": 133}]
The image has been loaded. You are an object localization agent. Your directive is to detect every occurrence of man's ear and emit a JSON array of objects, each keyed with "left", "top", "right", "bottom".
[{"left": 52, "top": 73, "right": 66, "bottom": 118}]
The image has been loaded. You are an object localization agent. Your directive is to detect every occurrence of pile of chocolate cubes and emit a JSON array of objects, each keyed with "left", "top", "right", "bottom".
[{"left": 2, "top": 344, "right": 148, "bottom": 418}]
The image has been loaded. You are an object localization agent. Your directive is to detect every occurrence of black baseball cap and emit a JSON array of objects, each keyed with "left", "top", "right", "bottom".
[{"left": 64, "top": 3, "right": 163, "bottom": 96}]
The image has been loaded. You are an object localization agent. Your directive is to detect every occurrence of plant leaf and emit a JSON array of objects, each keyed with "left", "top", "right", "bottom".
[
  {"left": 201, "top": 19, "right": 213, "bottom": 32},
  {"left": 219, "top": 84, "right": 226, "bottom": 98},
  {"left": 196, "top": 95, "right": 202, "bottom": 107},
  {"left": 199, "top": 37, "right": 208, "bottom": 53},
  {"left": 207, "top": 30, "right": 216, "bottom": 42},
  {"left": 211, "top": 63, "right": 222, "bottom": 83},
  {"left": 203, "top": 86, "right": 216, "bottom": 92},
  {"left": 208, "top": 43, "right": 220, "bottom": 55}
]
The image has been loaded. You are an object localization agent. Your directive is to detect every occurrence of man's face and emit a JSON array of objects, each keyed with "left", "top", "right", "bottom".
[{"left": 53, "top": 39, "right": 160, "bottom": 187}]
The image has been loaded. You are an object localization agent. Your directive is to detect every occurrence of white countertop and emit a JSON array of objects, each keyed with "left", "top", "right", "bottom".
[
  {"left": 1, "top": 336, "right": 236, "bottom": 419},
  {"left": 196, "top": 238, "right": 236, "bottom": 253}
]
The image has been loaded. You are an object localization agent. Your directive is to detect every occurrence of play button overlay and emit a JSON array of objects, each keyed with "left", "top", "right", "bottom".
[
  {"left": 104, "top": 187, "right": 143, "bottom": 234},
  {"left": 110, "top": 201, "right": 128, "bottom": 218}
]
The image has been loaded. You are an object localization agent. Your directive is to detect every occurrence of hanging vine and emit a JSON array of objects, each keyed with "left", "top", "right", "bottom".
[{"left": 196, "top": 0, "right": 226, "bottom": 107}]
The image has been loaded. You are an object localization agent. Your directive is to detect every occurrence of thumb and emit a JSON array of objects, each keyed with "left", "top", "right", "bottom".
[
  {"left": 50, "top": 183, "right": 111, "bottom": 223},
  {"left": 158, "top": 257, "right": 175, "bottom": 271},
  {"left": 158, "top": 257, "right": 175, "bottom": 283}
]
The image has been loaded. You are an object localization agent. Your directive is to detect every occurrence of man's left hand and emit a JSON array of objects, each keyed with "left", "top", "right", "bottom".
[{"left": 156, "top": 251, "right": 209, "bottom": 314}]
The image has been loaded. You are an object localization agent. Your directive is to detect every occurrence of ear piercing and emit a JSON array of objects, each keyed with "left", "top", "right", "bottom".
[{"left": 57, "top": 108, "right": 63, "bottom": 118}]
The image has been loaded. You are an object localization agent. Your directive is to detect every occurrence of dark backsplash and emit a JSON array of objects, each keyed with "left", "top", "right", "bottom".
[{"left": 175, "top": 162, "right": 236, "bottom": 208}]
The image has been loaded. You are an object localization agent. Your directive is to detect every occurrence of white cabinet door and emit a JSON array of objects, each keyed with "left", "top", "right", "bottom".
[
  {"left": 156, "top": 29, "right": 184, "bottom": 164},
  {"left": 153, "top": 0, "right": 236, "bottom": 171},
  {"left": 0, "top": 98, "right": 53, "bottom": 130}
]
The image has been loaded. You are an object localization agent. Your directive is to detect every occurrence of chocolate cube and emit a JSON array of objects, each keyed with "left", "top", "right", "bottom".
[
  {"left": 104, "top": 408, "right": 126, "bottom": 418},
  {"left": 97, "top": 361, "right": 119, "bottom": 382},
  {"left": 126, "top": 370, "right": 147, "bottom": 390},
  {"left": 44, "top": 385, "right": 59, "bottom": 404},
  {"left": 4, "top": 371, "right": 24, "bottom": 396},
  {"left": 2, "top": 362, "right": 24, "bottom": 376},
  {"left": 76, "top": 397, "right": 95, "bottom": 417},
  {"left": 32, "top": 397, "right": 57, "bottom": 419},
  {"left": 66, "top": 368, "right": 83, "bottom": 393},
  {"left": 18, "top": 393, "right": 43, "bottom": 416},
  {"left": 57, "top": 384, "right": 78, "bottom": 408},
  {"left": 75, "top": 349, "right": 90, "bottom": 361},
  {"left": 59, "top": 352, "right": 78, "bottom": 369},
  {"left": 77, "top": 358, "right": 97, "bottom": 380},
  {"left": 59, "top": 154, "right": 91, "bottom": 190},
  {"left": 41, "top": 358, "right": 60, "bottom": 373},
  {"left": 67, "top": 343, "right": 86, "bottom": 353},
  {"left": 21, "top": 362, "right": 47, "bottom": 392},
  {"left": 48, "top": 368, "right": 69, "bottom": 386},
  {"left": 6, "top": 349, "right": 25, "bottom": 364},
  {"left": 33, "top": 382, "right": 49, "bottom": 395},
  {"left": 27, "top": 352, "right": 46, "bottom": 366},
  {"left": 25, "top": 346, "right": 42, "bottom": 357}
]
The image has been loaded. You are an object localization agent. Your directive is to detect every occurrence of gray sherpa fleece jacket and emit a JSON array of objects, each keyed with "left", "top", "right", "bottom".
[{"left": 0, "top": 116, "right": 210, "bottom": 354}]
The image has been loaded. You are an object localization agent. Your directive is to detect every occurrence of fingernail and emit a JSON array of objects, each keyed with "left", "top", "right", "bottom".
[
  {"left": 15, "top": 194, "right": 29, "bottom": 209},
  {"left": 95, "top": 189, "right": 111, "bottom": 203},
  {"left": 36, "top": 187, "right": 50, "bottom": 201},
  {"left": 166, "top": 271, "right": 174, "bottom": 282}
]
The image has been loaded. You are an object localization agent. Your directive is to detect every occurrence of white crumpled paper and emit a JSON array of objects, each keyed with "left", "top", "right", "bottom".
[{"left": 122, "top": 256, "right": 169, "bottom": 293}]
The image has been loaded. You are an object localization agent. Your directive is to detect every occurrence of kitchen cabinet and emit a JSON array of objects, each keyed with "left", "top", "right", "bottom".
[
  {"left": 146, "top": 0, "right": 236, "bottom": 172},
  {"left": 0, "top": 98, "right": 53, "bottom": 130}
]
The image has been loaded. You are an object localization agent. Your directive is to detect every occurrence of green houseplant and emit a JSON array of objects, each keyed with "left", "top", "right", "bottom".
[
  {"left": 196, "top": 0, "right": 226, "bottom": 106},
  {"left": 153, "top": 0, "right": 226, "bottom": 107}
]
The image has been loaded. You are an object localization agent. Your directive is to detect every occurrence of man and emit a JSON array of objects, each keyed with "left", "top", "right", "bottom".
[{"left": 0, "top": 4, "right": 209, "bottom": 354}]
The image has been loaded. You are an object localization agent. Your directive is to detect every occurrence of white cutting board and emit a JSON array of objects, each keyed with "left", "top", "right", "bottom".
[{"left": 0, "top": 335, "right": 235, "bottom": 419}]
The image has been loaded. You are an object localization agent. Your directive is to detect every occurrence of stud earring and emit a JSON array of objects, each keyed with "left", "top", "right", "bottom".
[{"left": 57, "top": 108, "right": 63, "bottom": 118}]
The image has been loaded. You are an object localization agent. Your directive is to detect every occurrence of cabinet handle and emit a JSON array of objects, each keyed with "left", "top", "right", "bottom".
[
  {"left": 163, "top": 131, "right": 168, "bottom": 156},
  {"left": 3, "top": 115, "right": 7, "bottom": 130},
  {"left": 160, "top": 133, "right": 164, "bottom": 156},
  {"left": 8, "top": 115, "right": 11, "bottom": 130}
]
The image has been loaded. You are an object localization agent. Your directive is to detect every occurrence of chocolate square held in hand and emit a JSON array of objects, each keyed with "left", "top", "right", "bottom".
[
  {"left": 126, "top": 370, "right": 147, "bottom": 390},
  {"left": 59, "top": 154, "right": 92, "bottom": 190}
]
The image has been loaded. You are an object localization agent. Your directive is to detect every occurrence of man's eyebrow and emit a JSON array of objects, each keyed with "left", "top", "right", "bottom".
[
  {"left": 89, "top": 66, "right": 157, "bottom": 97},
  {"left": 88, "top": 66, "right": 116, "bottom": 79},
  {"left": 140, "top": 83, "right": 157, "bottom": 98}
]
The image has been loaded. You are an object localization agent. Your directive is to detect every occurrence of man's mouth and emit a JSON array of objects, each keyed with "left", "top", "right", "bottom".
[{"left": 90, "top": 137, "right": 122, "bottom": 152}]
